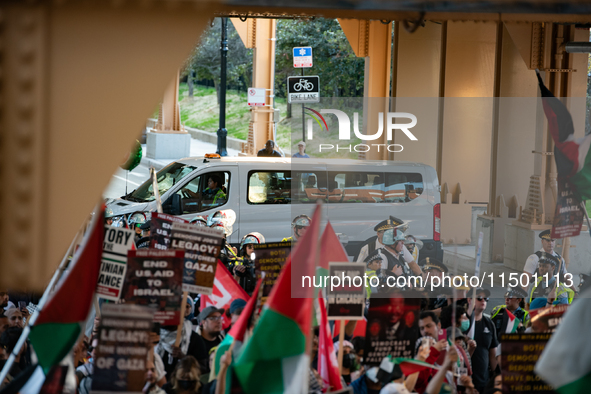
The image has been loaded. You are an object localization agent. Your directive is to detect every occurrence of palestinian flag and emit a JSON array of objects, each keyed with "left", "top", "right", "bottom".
[
  {"left": 535, "top": 290, "right": 591, "bottom": 393},
  {"left": 392, "top": 357, "right": 440, "bottom": 376},
  {"left": 537, "top": 70, "right": 591, "bottom": 200},
  {"left": 201, "top": 261, "right": 250, "bottom": 331},
  {"left": 212, "top": 278, "right": 261, "bottom": 379},
  {"left": 317, "top": 297, "right": 343, "bottom": 392},
  {"left": 504, "top": 309, "right": 520, "bottom": 334},
  {"left": 231, "top": 204, "right": 321, "bottom": 394},
  {"left": 28, "top": 206, "right": 104, "bottom": 371}
]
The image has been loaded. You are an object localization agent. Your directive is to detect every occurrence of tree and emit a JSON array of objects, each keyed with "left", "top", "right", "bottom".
[
  {"left": 183, "top": 18, "right": 253, "bottom": 103},
  {"left": 275, "top": 18, "right": 365, "bottom": 100}
]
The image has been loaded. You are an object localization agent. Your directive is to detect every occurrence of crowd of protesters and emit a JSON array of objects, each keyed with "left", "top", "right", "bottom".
[{"left": 0, "top": 212, "right": 585, "bottom": 394}]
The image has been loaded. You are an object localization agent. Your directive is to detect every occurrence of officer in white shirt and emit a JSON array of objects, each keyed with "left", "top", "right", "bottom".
[{"left": 522, "top": 229, "right": 567, "bottom": 291}]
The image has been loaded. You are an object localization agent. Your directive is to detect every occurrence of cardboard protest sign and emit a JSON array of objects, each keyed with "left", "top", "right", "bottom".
[
  {"left": 97, "top": 226, "right": 136, "bottom": 301},
  {"left": 364, "top": 293, "right": 421, "bottom": 365},
  {"left": 171, "top": 223, "right": 224, "bottom": 295},
  {"left": 326, "top": 262, "right": 365, "bottom": 320},
  {"left": 501, "top": 333, "right": 555, "bottom": 394},
  {"left": 91, "top": 304, "right": 154, "bottom": 394},
  {"left": 551, "top": 178, "right": 584, "bottom": 238},
  {"left": 528, "top": 304, "right": 569, "bottom": 332},
  {"left": 252, "top": 242, "right": 291, "bottom": 304},
  {"left": 121, "top": 249, "right": 184, "bottom": 325},
  {"left": 150, "top": 213, "right": 188, "bottom": 250}
]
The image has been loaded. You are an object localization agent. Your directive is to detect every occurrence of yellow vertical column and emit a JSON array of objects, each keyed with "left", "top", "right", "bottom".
[
  {"left": 231, "top": 18, "right": 276, "bottom": 155},
  {"left": 440, "top": 21, "right": 497, "bottom": 244},
  {"left": 392, "top": 21, "right": 443, "bottom": 169},
  {"left": 339, "top": 19, "right": 392, "bottom": 161}
]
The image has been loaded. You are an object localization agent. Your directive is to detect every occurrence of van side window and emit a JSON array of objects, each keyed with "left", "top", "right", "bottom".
[
  {"left": 176, "top": 172, "right": 230, "bottom": 213},
  {"left": 292, "top": 171, "right": 328, "bottom": 203},
  {"left": 384, "top": 172, "right": 424, "bottom": 202},
  {"left": 327, "top": 172, "right": 384, "bottom": 203},
  {"left": 247, "top": 171, "right": 291, "bottom": 204}
]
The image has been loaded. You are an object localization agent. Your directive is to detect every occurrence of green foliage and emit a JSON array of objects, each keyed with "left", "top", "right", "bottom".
[
  {"left": 178, "top": 83, "right": 290, "bottom": 149},
  {"left": 275, "top": 18, "right": 365, "bottom": 99},
  {"left": 183, "top": 18, "right": 253, "bottom": 94}
]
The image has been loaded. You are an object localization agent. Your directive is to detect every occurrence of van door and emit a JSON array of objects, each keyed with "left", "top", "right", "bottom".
[
  {"left": 165, "top": 165, "right": 240, "bottom": 244},
  {"left": 238, "top": 166, "right": 294, "bottom": 243},
  {"left": 325, "top": 167, "right": 430, "bottom": 259}
]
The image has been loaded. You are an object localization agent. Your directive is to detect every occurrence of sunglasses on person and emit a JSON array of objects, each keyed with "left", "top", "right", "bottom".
[
  {"left": 206, "top": 316, "right": 222, "bottom": 322},
  {"left": 476, "top": 296, "right": 489, "bottom": 302}
]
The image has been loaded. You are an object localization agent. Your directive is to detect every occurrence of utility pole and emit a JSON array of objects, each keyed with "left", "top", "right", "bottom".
[{"left": 217, "top": 17, "right": 228, "bottom": 156}]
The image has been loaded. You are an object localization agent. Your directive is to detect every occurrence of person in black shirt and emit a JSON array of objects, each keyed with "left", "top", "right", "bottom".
[
  {"left": 192, "top": 307, "right": 225, "bottom": 374},
  {"left": 466, "top": 288, "right": 499, "bottom": 394},
  {"left": 256, "top": 140, "right": 282, "bottom": 157}
]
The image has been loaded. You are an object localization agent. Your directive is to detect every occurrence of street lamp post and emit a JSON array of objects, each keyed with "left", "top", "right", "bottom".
[{"left": 217, "top": 17, "right": 228, "bottom": 156}]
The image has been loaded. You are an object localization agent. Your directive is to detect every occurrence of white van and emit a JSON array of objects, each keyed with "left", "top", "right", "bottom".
[{"left": 107, "top": 156, "right": 442, "bottom": 260}]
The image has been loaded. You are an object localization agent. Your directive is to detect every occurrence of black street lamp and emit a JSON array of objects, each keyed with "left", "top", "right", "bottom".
[{"left": 217, "top": 17, "right": 228, "bottom": 156}]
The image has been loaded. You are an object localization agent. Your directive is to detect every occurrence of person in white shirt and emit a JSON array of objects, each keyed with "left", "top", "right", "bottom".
[{"left": 358, "top": 216, "right": 411, "bottom": 263}]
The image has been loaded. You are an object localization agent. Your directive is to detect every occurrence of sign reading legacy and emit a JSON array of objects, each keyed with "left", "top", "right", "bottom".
[
  {"left": 91, "top": 304, "right": 154, "bottom": 394},
  {"left": 171, "top": 223, "right": 223, "bottom": 295},
  {"left": 287, "top": 76, "right": 320, "bottom": 104}
]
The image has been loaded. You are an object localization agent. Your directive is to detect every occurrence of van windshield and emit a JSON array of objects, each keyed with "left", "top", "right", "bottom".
[{"left": 125, "top": 163, "right": 196, "bottom": 202}]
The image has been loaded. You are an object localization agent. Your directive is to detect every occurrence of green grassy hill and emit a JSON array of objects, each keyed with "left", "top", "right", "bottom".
[{"left": 178, "top": 83, "right": 292, "bottom": 153}]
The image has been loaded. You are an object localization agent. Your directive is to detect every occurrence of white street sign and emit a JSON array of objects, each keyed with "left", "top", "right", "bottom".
[
  {"left": 293, "top": 46, "right": 313, "bottom": 68},
  {"left": 247, "top": 88, "right": 266, "bottom": 106}
]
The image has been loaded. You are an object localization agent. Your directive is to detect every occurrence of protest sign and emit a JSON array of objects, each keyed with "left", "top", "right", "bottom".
[
  {"left": 253, "top": 242, "right": 291, "bottom": 304},
  {"left": 171, "top": 223, "right": 223, "bottom": 294},
  {"left": 528, "top": 304, "right": 569, "bottom": 332},
  {"left": 121, "top": 249, "right": 184, "bottom": 325},
  {"left": 551, "top": 178, "right": 583, "bottom": 238},
  {"left": 326, "top": 262, "right": 365, "bottom": 320},
  {"left": 150, "top": 213, "right": 188, "bottom": 250},
  {"left": 97, "top": 226, "right": 135, "bottom": 301},
  {"left": 91, "top": 304, "right": 154, "bottom": 394},
  {"left": 501, "top": 333, "right": 555, "bottom": 394},
  {"left": 364, "top": 293, "right": 421, "bottom": 365}
]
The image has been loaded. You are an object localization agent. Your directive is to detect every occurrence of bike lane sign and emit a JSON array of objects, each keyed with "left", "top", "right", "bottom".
[
  {"left": 287, "top": 75, "right": 320, "bottom": 104},
  {"left": 293, "top": 46, "right": 313, "bottom": 68}
]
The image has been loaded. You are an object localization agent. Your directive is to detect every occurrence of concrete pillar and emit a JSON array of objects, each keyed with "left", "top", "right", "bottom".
[
  {"left": 438, "top": 21, "right": 497, "bottom": 244},
  {"left": 391, "top": 21, "right": 443, "bottom": 169},
  {"left": 232, "top": 18, "right": 276, "bottom": 155},
  {"left": 0, "top": 2, "right": 214, "bottom": 291},
  {"left": 147, "top": 72, "right": 191, "bottom": 159},
  {"left": 339, "top": 19, "right": 392, "bottom": 160}
]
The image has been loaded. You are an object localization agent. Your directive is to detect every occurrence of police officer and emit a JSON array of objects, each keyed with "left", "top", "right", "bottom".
[
  {"left": 356, "top": 216, "right": 407, "bottom": 263},
  {"left": 528, "top": 252, "right": 574, "bottom": 305},
  {"left": 364, "top": 253, "right": 382, "bottom": 299},
  {"left": 491, "top": 286, "right": 529, "bottom": 342},
  {"left": 282, "top": 214, "right": 311, "bottom": 242},
  {"left": 105, "top": 207, "right": 115, "bottom": 226},
  {"left": 207, "top": 211, "right": 239, "bottom": 270},
  {"left": 233, "top": 232, "right": 265, "bottom": 295},
  {"left": 136, "top": 220, "right": 151, "bottom": 249},
  {"left": 523, "top": 229, "right": 568, "bottom": 291},
  {"left": 368, "top": 228, "right": 423, "bottom": 289},
  {"left": 405, "top": 235, "right": 423, "bottom": 263}
]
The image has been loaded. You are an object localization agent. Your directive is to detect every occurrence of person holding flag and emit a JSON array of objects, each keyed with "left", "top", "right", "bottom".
[{"left": 491, "top": 286, "right": 529, "bottom": 343}]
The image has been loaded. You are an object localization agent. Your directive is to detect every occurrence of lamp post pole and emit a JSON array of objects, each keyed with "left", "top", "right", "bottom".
[{"left": 217, "top": 17, "right": 228, "bottom": 156}]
